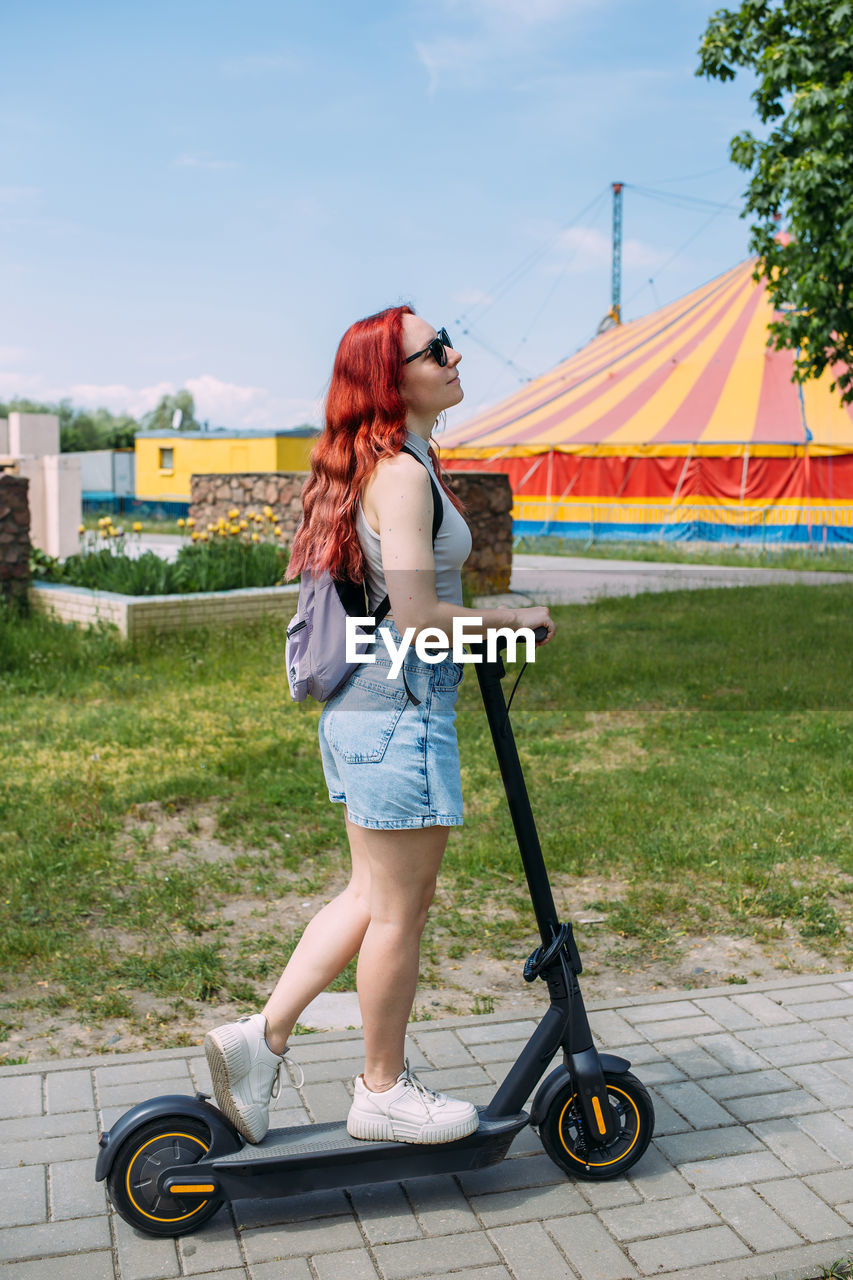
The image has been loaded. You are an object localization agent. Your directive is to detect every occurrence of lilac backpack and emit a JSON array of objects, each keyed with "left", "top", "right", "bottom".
[{"left": 285, "top": 445, "right": 443, "bottom": 703}]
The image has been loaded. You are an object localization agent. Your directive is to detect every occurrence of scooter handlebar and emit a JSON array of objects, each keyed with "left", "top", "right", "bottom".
[
  {"left": 468, "top": 623, "right": 549, "bottom": 664},
  {"left": 490, "top": 624, "right": 549, "bottom": 653}
]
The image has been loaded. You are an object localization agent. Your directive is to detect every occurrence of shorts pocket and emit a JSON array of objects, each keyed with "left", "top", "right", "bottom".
[
  {"left": 435, "top": 661, "right": 464, "bottom": 692},
  {"left": 324, "top": 674, "right": 408, "bottom": 763}
]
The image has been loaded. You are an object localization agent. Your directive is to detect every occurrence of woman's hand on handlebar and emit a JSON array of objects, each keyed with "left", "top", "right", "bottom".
[{"left": 514, "top": 606, "right": 556, "bottom": 645}]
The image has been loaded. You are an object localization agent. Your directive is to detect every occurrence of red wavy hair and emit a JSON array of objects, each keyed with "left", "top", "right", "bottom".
[{"left": 288, "top": 304, "right": 463, "bottom": 582}]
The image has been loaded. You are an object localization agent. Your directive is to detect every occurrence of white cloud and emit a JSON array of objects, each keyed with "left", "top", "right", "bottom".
[
  {"left": 0, "top": 371, "right": 321, "bottom": 432},
  {"left": 69, "top": 382, "right": 174, "bottom": 418},
  {"left": 623, "top": 237, "right": 669, "bottom": 270},
  {"left": 0, "top": 370, "right": 46, "bottom": 399},
  {"left": 416, "top": 0, "right": 596, "bottom": 93},
  {"left": 0, "top": 186, "right": 40, "bottom": 205},
  {"left": 221, "top": 53, "right": 298, "bottom": 78},
  {"left": 463, "top": 0, "right": 585, "bottom": 23},
  {"left": 551, "top": 225, "right": 666, "bottom": 273},
  {"left": 174, "top": 154, "right": 237, "bottom": 170},
  {"left": 0, "top": 345, "right": 29, "bottom": 365},
  {"left": 453, "top": 288, "right": 495, "bottom": 308},
  {"left": 557, "top": 226, "right": 612, "bottom": 267},
  {"left": 186, "top": 375, "right": 321, "bottom": 430}
]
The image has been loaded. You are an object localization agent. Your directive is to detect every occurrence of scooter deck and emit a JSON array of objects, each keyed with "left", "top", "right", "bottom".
[{"left": 207, "top": 1109, "right": 530, "bottom": 1199}]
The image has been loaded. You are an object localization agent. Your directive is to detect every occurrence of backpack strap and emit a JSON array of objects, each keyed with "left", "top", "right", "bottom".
[{"left": 372, "top": 441, "right": 446, "bottom": 705}]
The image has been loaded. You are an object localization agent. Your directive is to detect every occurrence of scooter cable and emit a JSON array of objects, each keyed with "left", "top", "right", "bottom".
[{"left": 502, "top": 660, "right": 530, "bottom": 732}]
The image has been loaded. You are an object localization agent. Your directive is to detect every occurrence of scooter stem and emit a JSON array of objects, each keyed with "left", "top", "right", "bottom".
[
  {"left": 473, "top": 645, "right": 559, "bottom": 948},
  {"left": 472, "top": 634, "right": 622, "bottom": 1146}
]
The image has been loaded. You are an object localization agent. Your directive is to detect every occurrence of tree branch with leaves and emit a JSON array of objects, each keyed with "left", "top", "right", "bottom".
[{"left": 698, "top": 0, "right": 853, "bottom": 402}]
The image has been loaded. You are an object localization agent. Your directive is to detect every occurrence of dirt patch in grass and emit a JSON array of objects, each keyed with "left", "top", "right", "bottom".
[
  {"left": 1, "top": 804, "right": 849, "bottom": 1063},
  {"left": 121, "top": 799, "right": 239, "bottom": 864}
]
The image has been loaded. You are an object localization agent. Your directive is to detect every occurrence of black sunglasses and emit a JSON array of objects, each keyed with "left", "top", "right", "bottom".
[{"left": 404, "top": 328, "right": 452, "bottom": 367}]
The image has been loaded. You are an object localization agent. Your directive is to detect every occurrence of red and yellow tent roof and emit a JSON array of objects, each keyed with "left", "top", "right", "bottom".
[{"left": 440, "top": 258, "right": 853, "bottom": 460}]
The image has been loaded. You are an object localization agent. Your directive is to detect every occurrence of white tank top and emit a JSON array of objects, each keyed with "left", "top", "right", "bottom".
[{"left": 356, "top": 430, "right": 472, "bottom": 611}]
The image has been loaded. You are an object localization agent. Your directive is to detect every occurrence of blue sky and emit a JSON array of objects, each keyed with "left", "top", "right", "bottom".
[{"left": 1, "top": 0, "right": 758, "bottom": 432}]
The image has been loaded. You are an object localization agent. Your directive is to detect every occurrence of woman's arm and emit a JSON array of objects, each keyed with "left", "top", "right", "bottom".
[{"left": 363, "top": 452, "right": 555, "bottom": 644}]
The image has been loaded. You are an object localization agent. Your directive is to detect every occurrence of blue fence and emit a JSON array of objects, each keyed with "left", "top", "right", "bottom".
[{"left": 82, "top": 495, "right": 190, "bottom": 521}]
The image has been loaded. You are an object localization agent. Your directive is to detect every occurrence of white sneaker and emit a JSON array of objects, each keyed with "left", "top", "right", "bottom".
[
  {"left": 204, "top": 1013, "right": 299, "bottom": 1144},
  {"left": 346, "top": 1061, "right": 479, "bottom": 1144}
]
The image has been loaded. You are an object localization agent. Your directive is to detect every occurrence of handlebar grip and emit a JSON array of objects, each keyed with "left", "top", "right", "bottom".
[{"left": 481, "top": 623, "right": 549, "bottom": 657}]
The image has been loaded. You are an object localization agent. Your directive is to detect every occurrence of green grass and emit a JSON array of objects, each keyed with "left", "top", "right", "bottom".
[
  {"left": 514, "top": 534, "right": 853, "bottom": 573},
  {"left": 810, "top": 1261, "right": 853, "bottom": 1279},
  {"left": 1, "top": 581, "right": 851, "bottom": 1051}
]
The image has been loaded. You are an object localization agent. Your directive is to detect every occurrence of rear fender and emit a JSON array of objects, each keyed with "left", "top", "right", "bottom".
[
  {"left": 95, "top": 1094, "right": 242, "bottom": 1181},
  {"left": 529, "top": 1055, "right": 631, "bottom": 1128}
]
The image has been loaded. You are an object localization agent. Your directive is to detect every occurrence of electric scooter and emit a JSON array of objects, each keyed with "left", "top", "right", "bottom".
[{"left": 95, "top": 628, "right": 654, "bottom": 1236}]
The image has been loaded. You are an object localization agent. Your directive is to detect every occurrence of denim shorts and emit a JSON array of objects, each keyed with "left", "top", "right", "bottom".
[{"left": 318, "top": 625, "right": 464, "bottom": 830}]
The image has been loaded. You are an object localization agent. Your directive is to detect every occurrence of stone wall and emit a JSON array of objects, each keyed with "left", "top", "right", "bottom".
[
  {"left": 446, "top": 469, "right": 513, "bottom": 594},
  {"left": 0, "top": 475, "right": 31, "bottom": 602},
  {"left": 190, "top": 469, "right": 512, "bottom": 593},
  {"left": 189, "top": 473, "right": 304, "bottom": 537}
]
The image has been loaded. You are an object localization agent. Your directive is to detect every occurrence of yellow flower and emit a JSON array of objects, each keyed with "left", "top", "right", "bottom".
[
  {"left": 239, "top": 519, "right": 249, "bottom": 530},
  {"left": 251, "top": 532, "right": 260, "bottom": 542},
  {"left": 99, "top": 529, "right": 109, "bottom": 539},
  {"left": 207, "top": 523, "right": 216, "bottom": 532},
  {"left": 263, "top": 505, "right": 274, "bottom": 519},
  {"left": 229, "top": 524, "right": 240, "bottom": 535},
  {"left": 199, "top": 531, "right": 208, "bottom": 542},
  {"left": 186, "top": 517, "right": 196, "bottom": 528},
  {"left": 78, "top": 524, "right": 85, "bottom": 534},
  {"left": 274, "top": 526, "right": 283, "bottom": 537},
  {"left": 132, "top": 522, "right": 142, "bottom": 533},
  {"left": 253, "top": 513, "right": 264, "bottom": 523},
  {"left": 217, "top": 516, "right": 227, "bottom": 529},
  {"left": 228, "top": 507, "right": 240, "bottom": 519},
  {"left": 191, "top": 530, "right": 200, "bottom": 541},
  {"left": 98, "top": 516, "right": 110, "bottom": 528},
  {"left": 177, "top": 518, "right": 185, "bottom": 528}
]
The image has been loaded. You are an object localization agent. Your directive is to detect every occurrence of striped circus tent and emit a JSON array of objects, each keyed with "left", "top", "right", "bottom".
[{"left": 439, "top": 258, "right": 853, "bottom": 544}]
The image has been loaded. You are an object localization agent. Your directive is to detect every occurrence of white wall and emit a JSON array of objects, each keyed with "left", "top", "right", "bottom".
[
  {"left": 78, "top": 449, "right": 115, "bottom": 492},
  {"left": 17, "top": 454, "right": 81, "bottom": 559},
  {"left": 0, "top": 418, "right": 8, "bottom": 453},
  {"left": 44, "top": 454, "right": 82, "bottom": 559},
  {"left": 77, "top": 448, "right": 136, "bottom": 496},
  {"left": 112, "top": 449, "right": 135, "bottom": 497},
  {"left": 16, "top": 457, "right": 45, "bottom": 548},
  {"left": 9, "top": 411, "right": 60, "bottom": 458}
]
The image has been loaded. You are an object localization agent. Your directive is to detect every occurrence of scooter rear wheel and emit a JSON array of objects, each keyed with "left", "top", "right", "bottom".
[
  {"left": 106, "top": 1117, "right": 223, "bottom": 1236},
  {"left": 540, "top": 1070, "right": 654, "bottom": 1181}
]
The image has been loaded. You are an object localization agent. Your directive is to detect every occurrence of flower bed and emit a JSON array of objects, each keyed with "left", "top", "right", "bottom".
[
  {"left": 29, "top": 580, "right": 298, "bottom": 639},
  {"left": 33, "top": 506, "right": 290, "bottom": 596},
  {"left": 29, "top": 505, "right": 298, "bottom": 637}
]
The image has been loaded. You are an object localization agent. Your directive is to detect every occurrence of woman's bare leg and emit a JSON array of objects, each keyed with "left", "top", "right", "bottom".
[
  {"left": 261, "top": 817, "right": 448, "bottom": 1079},
  {"left": 261, "top": 815, "right": 371, "bottom": 1052},
  {"left": 354, "top": 824, "right": 449, "bottom": 1091}
]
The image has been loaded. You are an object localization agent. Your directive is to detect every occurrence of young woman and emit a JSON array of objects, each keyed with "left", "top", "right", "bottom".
[{"left": 205, "top": 306, "right": 555, "bottom": 1145}]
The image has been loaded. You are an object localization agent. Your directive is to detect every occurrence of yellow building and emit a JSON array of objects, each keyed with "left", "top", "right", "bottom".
[{"left": 135, "top": 428, "right": 317, "bottom": 501}]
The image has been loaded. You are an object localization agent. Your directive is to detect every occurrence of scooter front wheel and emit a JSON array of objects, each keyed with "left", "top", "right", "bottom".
[
  {"left": 106, "top": 1117, "right": 224, "bottom": 1236},
  {"left": 540, "top": 1070, "right": 654, "bottom": 1181}
]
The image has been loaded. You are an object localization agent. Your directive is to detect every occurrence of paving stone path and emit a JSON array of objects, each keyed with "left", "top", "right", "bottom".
[{"left": 2, "top": 973, "right": 853, "bottom": 1280}]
